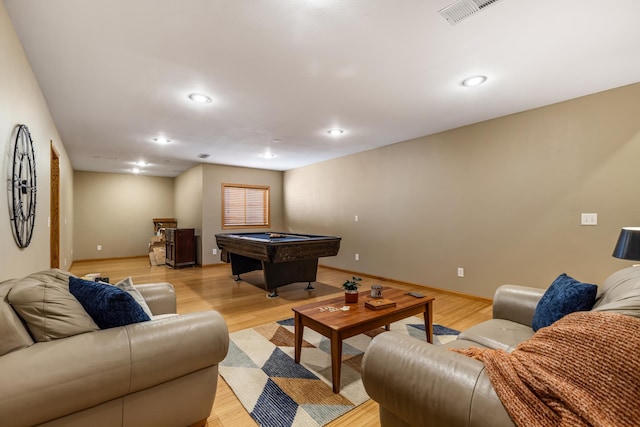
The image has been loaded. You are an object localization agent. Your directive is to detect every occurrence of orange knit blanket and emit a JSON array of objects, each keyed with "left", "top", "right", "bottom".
[{"left": 453, "top": 311, "right": 640, "bottom": 427}]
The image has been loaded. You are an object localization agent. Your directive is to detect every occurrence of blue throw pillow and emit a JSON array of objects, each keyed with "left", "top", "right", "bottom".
[
  {"left": 531, "top": 273, "right": 597, "bottom": 331},
  {"left": 69, "top": 277, "right": 150, "bottom": 329}
]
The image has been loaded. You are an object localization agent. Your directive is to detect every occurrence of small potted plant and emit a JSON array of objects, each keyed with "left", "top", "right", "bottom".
[{"left": 343, "top": 276, "right": 362, "bottom": 303}]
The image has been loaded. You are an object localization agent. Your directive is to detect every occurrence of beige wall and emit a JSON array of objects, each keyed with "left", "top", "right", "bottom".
[
  {"left": 200, "top": 164, "right": 284, "bottom": 266},
  {"left": 73, "top": 171, "right": 174, "bottom": 260},
  {"left": 174, "top": 164, "right": 203, "bottom": 262},
  {"left": 284, "top": 83, "right": 640, "bottom": 298},
  {"left": 71, "top": 163, "right": 283, "bottom": 265},
  {"left": 0, "top": 2, "right": 74, "bottom": 280},
  {"left": 174, "top": 165, "right": 203, "bottom": 231}
]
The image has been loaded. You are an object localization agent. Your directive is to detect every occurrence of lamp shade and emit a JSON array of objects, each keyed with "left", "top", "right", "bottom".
[{"left": 612, "top": 227, "right": 640, "bottom": 261}]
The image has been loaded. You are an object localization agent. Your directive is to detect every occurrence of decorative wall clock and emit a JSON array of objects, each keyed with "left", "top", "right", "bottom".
[{"left": 9, "top": 124, "right": 37, "bottom": 248}]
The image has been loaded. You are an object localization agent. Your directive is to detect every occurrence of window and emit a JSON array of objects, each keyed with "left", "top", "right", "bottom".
[{"left": 222, "top": 183, "right": 270, "bottom": 228}]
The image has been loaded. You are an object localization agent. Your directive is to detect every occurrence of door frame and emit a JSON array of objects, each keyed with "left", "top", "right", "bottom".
[{"left": 50, "top": 141, "right": 60, "bottom": 268}]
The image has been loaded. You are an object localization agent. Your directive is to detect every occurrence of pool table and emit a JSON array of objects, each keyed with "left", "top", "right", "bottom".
[{"left": 215, "top": 232, "right": 341, "bottom": 297}]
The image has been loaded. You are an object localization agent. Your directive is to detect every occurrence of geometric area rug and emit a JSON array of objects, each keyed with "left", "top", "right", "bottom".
[{"left": 219, "top": 316, "right": 459, "bottom": 427}]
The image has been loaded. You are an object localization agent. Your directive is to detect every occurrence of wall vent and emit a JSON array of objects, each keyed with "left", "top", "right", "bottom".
[
  {"left": 439, "top": 0, "right": 504, "bottom": 25},
  {"left": 197, "top": 153, "right": 210, "bottom": 159}
]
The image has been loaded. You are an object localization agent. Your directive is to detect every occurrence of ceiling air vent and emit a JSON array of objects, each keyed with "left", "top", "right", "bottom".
[
  {"left": 439, "top": 0, "right": 504, "bottom": 25},
  {"left": 197, "top": 153, "right": 210, "bottom": 159}
]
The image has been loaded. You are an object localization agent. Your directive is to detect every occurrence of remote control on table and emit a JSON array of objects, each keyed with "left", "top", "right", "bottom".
[{"left": 406, "top": 291, "right": 424, "bottom": 298}]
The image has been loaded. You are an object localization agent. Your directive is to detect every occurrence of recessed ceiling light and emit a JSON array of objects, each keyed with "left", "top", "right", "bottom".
[
  {"left": 272, "top": 139, "right": 282, "bottom": 144},
  {"left": 327, "top": 129, "right": 344, "bottom": 136},
  {"left": 153, "top": 137, "right": 171, "bottom": 144},
  {"left": 188, "top": 93, "right": 212, "bottom": 103},
  {"left": 131, "top": 168, "right": 141, "bottom": 174},
  {"left": 461, "top": 75, "right": 487, "bottom": 87},
  {"left": 135, "top": 161, "right": 149, "bottom": 166},
  {"left": 261, "top": 152, "right": 277, "bottom": 159}
]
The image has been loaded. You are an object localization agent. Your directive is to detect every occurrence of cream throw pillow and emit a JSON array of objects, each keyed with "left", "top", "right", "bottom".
[{"left": 111, "top": 277, "right": 154, "bottom": 317}]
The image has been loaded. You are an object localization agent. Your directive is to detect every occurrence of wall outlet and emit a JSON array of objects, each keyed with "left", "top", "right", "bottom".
[
  {"left": 97, "top": 245, "right": 102, "bottom": 251},
  {"left": 355, "top": 253, "right": 360, "bottom": 261},
  {"left": 212, "top": 248, "right": 217, "bottom": 255},
  {"left": 581, "top": 213, "right": 598, "bottom": 225},
  {"left": 457, "top": 267, "right": 464, "bottom": 277},
  {"left": 355, "top": 215, "right": 359, "bottom": 222}
]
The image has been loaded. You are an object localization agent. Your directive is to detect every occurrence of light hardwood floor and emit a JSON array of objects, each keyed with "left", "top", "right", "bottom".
[{"left": 70, "top": 257, "right": 493, "bottom": 427}]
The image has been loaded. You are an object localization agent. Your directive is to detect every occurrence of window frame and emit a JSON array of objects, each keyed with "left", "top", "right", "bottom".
[{"left": 221, "top": 183, "right": 271, "bottom": 229}]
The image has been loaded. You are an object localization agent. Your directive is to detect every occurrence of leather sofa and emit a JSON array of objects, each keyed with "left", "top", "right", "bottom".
[
  {"left": 361, "top": 267, "right": 640, "bottom": 427},
  {"left": 0, "top": 269, "right": 229, "bottom": 427}
]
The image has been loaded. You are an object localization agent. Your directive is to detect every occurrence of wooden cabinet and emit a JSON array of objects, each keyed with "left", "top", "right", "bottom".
[{"left": 165, "top": 228, "right": 195, "bottom": 268}]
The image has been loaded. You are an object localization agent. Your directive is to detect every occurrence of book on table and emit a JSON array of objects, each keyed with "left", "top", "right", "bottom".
[{"left": 365, "top": 298, "right": 396, "bottom": 310}]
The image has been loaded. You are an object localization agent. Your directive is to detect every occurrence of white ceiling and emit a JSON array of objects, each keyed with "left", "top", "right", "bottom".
[{"left": 5, "top": 0, "right": 640, "bottom": 177}]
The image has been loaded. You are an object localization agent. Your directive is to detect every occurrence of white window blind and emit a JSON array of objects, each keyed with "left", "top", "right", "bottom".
[{"left": 222, "top": 184, "right": 270, "bottom": 228}]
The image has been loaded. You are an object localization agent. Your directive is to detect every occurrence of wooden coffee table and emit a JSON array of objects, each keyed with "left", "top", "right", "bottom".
[{"left": 292, "top": 287, "right": 434, "bottom": 393}]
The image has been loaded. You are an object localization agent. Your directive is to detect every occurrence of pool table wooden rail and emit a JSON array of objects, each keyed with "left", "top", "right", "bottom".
[{"left": 215, "top": 233, "right": 341, "bottom": 263}]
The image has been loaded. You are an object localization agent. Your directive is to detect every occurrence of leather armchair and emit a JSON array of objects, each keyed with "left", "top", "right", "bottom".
[
  {"left": 0, "top": 270, "right": 229, "bottom": 427},
  {"left": 362, "top": 267, "right": 640, "bottom": 427},
  {"left": 361, "top": 285, "right": 538, "bottom": 427}
]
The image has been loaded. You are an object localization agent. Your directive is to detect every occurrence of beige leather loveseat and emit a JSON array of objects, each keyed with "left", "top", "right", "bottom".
[
  {"left": 362, "top": 267, "right": 640, "bottom": 427},
  {"left": 0, "top": 269, "right": 229, "bottom": 427}
]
